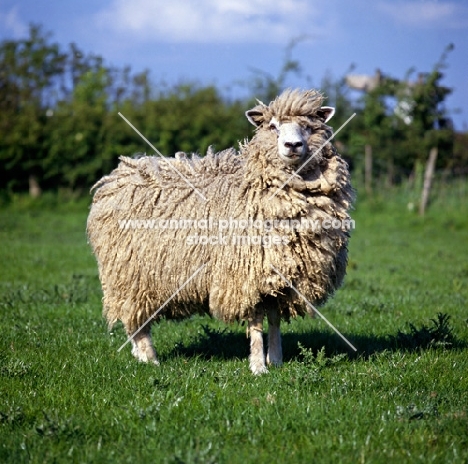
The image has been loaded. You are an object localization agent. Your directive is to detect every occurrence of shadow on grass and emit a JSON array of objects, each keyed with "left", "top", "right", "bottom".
[{"left": 169, "top": 313, "right": 466, "bottom": 363}]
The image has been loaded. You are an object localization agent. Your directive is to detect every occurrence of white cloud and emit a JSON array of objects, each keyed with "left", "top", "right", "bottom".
[
  {"left": 0, "top": 6, "right": 28, "bottom": 38},
  {"left": 93, "top": 0, "right": 325, "bottom": 43},
  {"left": 377, "top": 1, "right": 468, "bottom": 28}
]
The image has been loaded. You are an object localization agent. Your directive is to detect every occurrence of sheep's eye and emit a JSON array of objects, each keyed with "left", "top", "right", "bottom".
[{"left": 269, "top": 123, "right": 279, "bottom": 134}]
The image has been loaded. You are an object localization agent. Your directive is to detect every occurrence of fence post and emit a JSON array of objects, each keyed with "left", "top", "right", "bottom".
[
  {"left": 365, "top": 144, "right": 373, "bottom": 194},
  {"left": 419, "top": 147, "right": 438, "bottom": 216},
  {"left": 29, "top": 175, "right": 42, "bottom": 198}
]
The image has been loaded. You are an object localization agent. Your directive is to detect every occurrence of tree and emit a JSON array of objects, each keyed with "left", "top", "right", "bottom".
[
  {"left": 132, "top": 84, "right": 250, "bottom": 157},
  {"left": 45, "top": 65, "right": 113, "bottom": 190},
  {"left": 345, "top": 45, "right": 455, "bottom": 187},
  {"left": 0, "top": 24, "right": 66, "bottom": 193},
  {"left": 397, "top": 44, "right": 455, "bottom": 173}
]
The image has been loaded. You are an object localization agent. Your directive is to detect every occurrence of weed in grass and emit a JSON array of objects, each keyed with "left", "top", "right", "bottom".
[
  {"left": 0, "top": 357, "right": 32, "bottom": 378},
  {"left": 395, "top": 312, "right": 456, "bottom": 350},
  {"left": 297, "top": 344, "right": 348, "bottom": 369},
  {"left": 35, "top": 412, "right": 84, "bottom": 441},
  {"left": 395, "top": 397, "right": 440, "bottom": 422},
  {"left": 0, "top": 405, "right": 25, "bottom": 427}
]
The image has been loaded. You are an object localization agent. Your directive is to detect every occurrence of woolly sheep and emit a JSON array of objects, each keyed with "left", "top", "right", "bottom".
[{"left": 87, "top": 89, "right": 354, "bottom": 374}]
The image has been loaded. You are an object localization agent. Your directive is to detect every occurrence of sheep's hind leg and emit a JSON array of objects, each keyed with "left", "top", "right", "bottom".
[
  {"left": 129, "top": 326, "right": 159, "bottom": 365},
  {"left": 266, "top": 306, "right": 283, "bottom": 367},
  {"left": 248, "top": 308, "right": 268, "bottom": 375}
]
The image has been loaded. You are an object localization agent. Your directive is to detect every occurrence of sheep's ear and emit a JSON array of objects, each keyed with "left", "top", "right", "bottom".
[
  {"left": 317, "top": 106, "right": 335, "bottom": 123},
  {"left": 246, "top": 105, "right": 266, "bottom": 127}
]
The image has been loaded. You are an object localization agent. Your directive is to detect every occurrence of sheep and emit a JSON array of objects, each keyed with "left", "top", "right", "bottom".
[{"left": 87, "top": 88, "right": 354, "bottom": 375}]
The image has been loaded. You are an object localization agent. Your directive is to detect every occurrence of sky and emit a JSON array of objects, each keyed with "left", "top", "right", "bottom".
[{"left": 1, "top": 0, "right": 467, "bottom": 130}]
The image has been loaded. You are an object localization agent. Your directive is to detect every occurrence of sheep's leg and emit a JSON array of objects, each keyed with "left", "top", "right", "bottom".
[
  {"left": 128, "top": 326, "right": 159, "bottom": 365},
  {"left": 266, "top": 306, "right": 283, "bottom": 367},
  {"left": 248, "top": 308, "right": 268, "bottom": 375}
]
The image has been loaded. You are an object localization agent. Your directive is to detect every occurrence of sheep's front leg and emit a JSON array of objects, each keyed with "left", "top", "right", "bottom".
[
  {"left": 266, "top": 306, "right": 283, "bottom": 367},
  {"left": 129, "top": 326, "right": 159, "bottom": 365},
  {"left": 248, "top": 308, "right": 268, "bottom": 375}
]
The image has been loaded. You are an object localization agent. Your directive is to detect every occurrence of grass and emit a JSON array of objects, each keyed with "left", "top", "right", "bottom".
[{"left": 1, "top": 184, "right": 468, "bottom": 463}]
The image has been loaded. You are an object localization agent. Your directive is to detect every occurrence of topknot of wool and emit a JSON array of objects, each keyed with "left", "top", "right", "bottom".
[{"left": 265, "top": 88, "right": 325, "bottom": 120}]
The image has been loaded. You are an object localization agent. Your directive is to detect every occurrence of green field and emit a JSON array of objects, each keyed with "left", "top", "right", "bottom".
[{"left": 1, "top": 183, "right": 468, "bottom": 463}]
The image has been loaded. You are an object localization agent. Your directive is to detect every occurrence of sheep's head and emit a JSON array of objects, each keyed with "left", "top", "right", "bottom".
[{"left": 246, "top": 89, "right": 335, "bottom": 166}]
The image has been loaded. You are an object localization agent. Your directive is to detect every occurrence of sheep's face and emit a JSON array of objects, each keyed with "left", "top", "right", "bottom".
[
  {"left": 246, "top": 101, "right": 335, "bottom": 166},
  {"left": 268, "top": 117, "right": 309, "bottom": 165}
]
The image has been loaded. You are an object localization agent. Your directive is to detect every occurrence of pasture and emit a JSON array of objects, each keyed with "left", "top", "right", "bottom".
[{"left": 1, "top": 183, "right": 468, "bottom": 463}]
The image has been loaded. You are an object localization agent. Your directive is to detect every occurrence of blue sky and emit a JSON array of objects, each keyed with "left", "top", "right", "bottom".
[{"left": 1, "top": 0, "right": 467, "bottom": 130}]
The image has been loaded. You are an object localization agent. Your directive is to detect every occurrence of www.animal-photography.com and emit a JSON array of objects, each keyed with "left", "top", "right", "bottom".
[{"left": 1, "top": 1, "right": 467, "bottom": 463}]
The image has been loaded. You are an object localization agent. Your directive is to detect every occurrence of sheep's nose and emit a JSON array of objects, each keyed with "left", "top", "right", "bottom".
[{"left": 284, "top": 141, "right": 303, "bottom": 150}]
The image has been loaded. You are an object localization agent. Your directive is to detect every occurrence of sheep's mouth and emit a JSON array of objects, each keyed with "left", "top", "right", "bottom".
[{"left": 279, "top": 153, "right": 304, "bottom": 165}]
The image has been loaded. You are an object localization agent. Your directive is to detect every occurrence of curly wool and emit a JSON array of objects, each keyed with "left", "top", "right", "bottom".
[
  {"left": 87, "top": 90, "right": 354, "bottom": 334},
  {"left": 258, "top": 88, "right": 325, "bottom": 121}
]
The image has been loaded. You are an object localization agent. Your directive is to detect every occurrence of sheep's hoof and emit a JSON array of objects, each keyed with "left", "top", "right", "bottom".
[
  {"left": 138, "top": 356, "right": 160, "bottom": 366},
  {"left": 250, "top": 362, "right": 269, "bottom": 375},
  {"left": 266, "top": 353, "right": 283, "bottom": 367},
  {"left": 131, "top": 342, "right": 159, "bottom": 365},
  {"left": 133, "top": 351, "right": 160, "bottom": 365},
  {"left": 266, "top": 359, "right": 283, "bottom": 368}
]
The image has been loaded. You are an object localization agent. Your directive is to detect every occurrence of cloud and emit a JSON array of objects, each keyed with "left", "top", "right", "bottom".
[
  {"left": 377, "top": 1, "right": 468, "bottom": 28},
  {"left": 93, "top": 0, "right": 326, "bottom": 43},
  {"left": 0, "top": 6, "right": 28, "bottom": 38}
]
